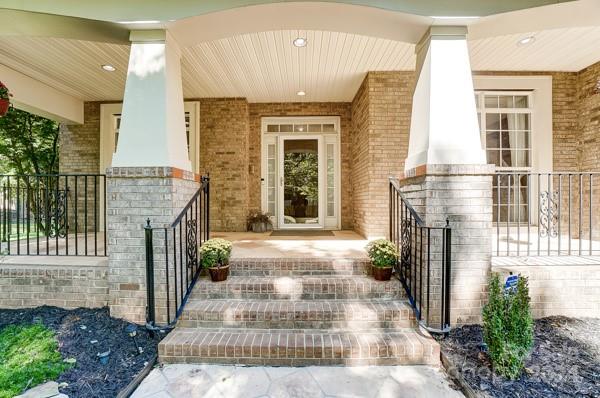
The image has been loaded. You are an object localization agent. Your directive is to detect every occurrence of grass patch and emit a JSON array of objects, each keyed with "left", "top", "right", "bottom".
[{"left": 0, "top": 324, "right": 70, "bottom": 398}]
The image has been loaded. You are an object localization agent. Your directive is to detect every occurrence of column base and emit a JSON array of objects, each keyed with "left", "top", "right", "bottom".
[
  {"left": 400, "top": 164, "right": 495, "bottom": 325},
  {"left": 106, "top": 167, "right": 200, "bottom": 323}
]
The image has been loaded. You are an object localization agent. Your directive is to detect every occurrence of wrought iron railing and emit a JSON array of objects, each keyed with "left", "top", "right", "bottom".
[
  {"left": 144, "top": 176, "right": 210, "bottom": 329},
  {"left": 0, "top": 174, "right": 106, "bottom": 256},
  {"left": 389, "top": 177, "right": 452, "bottom": 334},
  {"left": 494, "top": 172, "right": 600, "bottom": 256}
]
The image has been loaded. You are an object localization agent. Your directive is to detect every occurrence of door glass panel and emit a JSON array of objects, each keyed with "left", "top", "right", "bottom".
[
  {"left": 283, "top": 139, "right": 319, "bottom": 225},
  {"left": 267, "top": 143, "right": 277, "bottom": 216},
  {"left": 326, "top": 144, "right": 335, "bottom": 217}
]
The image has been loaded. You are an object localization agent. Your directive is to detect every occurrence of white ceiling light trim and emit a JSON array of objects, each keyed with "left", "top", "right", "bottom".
[
  {"left": 293, "top": 37, "right": 307, "bottom": 47},
  {"left": 296, "top": 90, "right": 306, "bottom": 96},
  {"left": 517, "top": 36, "right": 536, "bottom": 45},
  {"left": 101, "top": 64, "right": 116, "bottom": 72}
]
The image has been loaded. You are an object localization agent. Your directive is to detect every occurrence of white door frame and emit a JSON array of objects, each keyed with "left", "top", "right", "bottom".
[
  {"left": 261, "top": 116, "right": 341, "bottom": 230},
  {"left": 278, "top": 134, "right": 324, "bottom": 229}
]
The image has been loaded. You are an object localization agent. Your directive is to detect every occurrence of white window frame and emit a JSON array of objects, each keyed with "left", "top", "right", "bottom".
[
  {"left": 472, "top": 75, "right": 553, "bottom": 174},
  {"left": 476, "top": 90, "right": 534, "bottom": 172},
  {"left": 261, "top": 116, "right": 341, "bottom": 230}
]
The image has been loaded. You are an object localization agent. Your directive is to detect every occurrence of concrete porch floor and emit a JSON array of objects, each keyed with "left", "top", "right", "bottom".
[{"left": 211, "top": 230, "right": 369, "bottom": 259}]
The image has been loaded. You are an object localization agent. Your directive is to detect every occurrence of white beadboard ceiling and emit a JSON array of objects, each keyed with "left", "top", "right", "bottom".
[{"left": 1, "top": 27, "right": 600, "bottom": 102}]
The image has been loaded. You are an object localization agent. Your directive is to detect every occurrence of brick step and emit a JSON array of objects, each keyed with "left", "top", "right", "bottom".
[
  {"left": 190, "top": 276, "right": 403, "bottom": 300},
  {"left": 229, "top": 257, "right": 371, "bottom": 276},
  {"left": 177, "top": 299, "right": 416, "bottom": 329},
  {"left": 158, "top": 327, "right": 440, "bottom": 366}
]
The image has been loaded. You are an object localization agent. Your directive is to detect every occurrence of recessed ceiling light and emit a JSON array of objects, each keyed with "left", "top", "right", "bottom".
[
  {"left": 517, "top": 36, "right": 535, "bottom": 46},
  {"left": 101, "top": 64, "right": 116, "bottom": 72},
  {"left": 293, "top": 37, "right": 307, "bottom": 47},
  {"left": 297, "top": 91, "right": 306, "bottom": 96}
]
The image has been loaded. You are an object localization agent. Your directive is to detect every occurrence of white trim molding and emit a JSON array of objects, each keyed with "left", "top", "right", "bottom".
[
  {"left": 473, "top": 75, "right": 553, "bottom": 173},
  {"left": 0, "top": 64, "right": 83, "bottom": 124}
]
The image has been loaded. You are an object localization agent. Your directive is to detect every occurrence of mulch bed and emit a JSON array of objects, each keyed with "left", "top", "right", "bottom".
[
  {"left": 0, "top": 306, "right": 161, "bottom": 398},
  {"left": 440, "top": 316, "right": 600, "bottom": 398}
]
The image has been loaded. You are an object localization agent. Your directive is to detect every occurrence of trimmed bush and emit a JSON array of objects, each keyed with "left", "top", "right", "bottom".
[
  {"left": 200, "top": 238, "right": 232, "bottom": 268},
  {"left": 482, "top": 273, "right": 534, "bottom": 380},
  {"left": 366, "top": 239, "right": 398, "bottom": 268}
]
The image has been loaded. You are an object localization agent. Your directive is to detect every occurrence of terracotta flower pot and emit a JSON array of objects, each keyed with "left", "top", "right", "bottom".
[
  {"left": 372, "top": 265, "right": 393, "bottom": 281},
  {"left": 0, "top": 99, "right": 9, "bottom": 116},
  {"left": 208, "top": 263, "right": 230, "bottom": 282}
]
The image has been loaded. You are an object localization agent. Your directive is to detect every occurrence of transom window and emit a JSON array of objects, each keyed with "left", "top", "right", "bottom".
[{"left": 266, "top": 123, "right": 336, "bottom": 133}]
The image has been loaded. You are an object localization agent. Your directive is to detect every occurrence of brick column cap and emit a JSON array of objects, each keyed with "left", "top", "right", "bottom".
[{"left": 399, "top": 163, "right": 496, "bottom": 181}]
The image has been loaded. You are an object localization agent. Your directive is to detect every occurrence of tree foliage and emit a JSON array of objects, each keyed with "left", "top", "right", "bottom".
[
  {"left": 0, "top": 107, "right": 60, "bottom": 175},
  {"left": 283, "top": 152, "right": 318, "bottom": 201}
]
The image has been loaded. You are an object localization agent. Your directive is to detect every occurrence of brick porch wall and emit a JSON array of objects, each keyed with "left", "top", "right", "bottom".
[
  {"left": 198, "top": 98, "right": 250, "bottom": 232},
  {"left": 58, "top": 64, "right": 600, "bottom": 237},
  {"left": 351, "top": 71, "right": 414, "bottom": 237},
  {"left": 0, "top": 257, "right": 108, "bottom": 309},
  {"left": 248, "top": 102, "right": 353, "bottom": 230}
]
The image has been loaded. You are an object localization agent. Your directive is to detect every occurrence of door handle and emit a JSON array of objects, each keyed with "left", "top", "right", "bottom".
[{"left": 280, "top": 176, "right": 283, "bottom": 186}]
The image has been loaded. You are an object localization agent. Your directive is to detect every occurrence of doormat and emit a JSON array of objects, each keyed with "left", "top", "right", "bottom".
[{"left": 270, "top": 230, "right": 335, "bottom": 237}]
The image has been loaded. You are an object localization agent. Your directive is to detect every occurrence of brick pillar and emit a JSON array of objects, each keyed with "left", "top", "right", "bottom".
[
  {"left": 106, "top": 167, "right": 199, "bottom": 323},
  {"left": 400, "top": 165, "right": 494, "bottom": 325}
]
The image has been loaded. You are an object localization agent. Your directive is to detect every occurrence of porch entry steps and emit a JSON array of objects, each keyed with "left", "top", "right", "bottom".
[
  {"left": 158, "top": 255, "right": 440, "bottom": 366},
  {"left": 189, "top": 275, "right": 403, "bottom": 300},
  {"left": 158, "top": 328, "right": 439, "bottom": 366},
  {"left": 177, "top": 299, "right": 416, "bottom": 329}
]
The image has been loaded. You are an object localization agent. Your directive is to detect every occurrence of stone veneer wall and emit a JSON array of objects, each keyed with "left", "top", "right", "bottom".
[
  {"left": 199, "top": 98, "right": 250, "bottom": 232},
  {"left": 351, "top": 71, "right": 414, "bottom": 237},
  {"left": 248, "top": 102, "right": 353, "bottom": 229},
  {"left": 0, "top": 257, "right": 108, "bottom": 309}
]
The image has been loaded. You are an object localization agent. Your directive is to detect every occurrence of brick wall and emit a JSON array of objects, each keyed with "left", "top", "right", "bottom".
[
  {"left": 199, "top": 98, "right": 250, "bottom": 232},
  {"left": 60, "top": 102, "right": 100, "bottom": 174},
  {"left": 106, "top": 167, "right": 199, "bottom": 323},
  {"left": 351, "top": 72, "right": 414, "bottom": 237},
  {"left": 248, "top": 102, "right": 353, "bottom": 229},
  {"left": 400, "top": 165, "right": 495, "bottom": 325},
  {"left": 493, "top": 260, "right": 600, "bottom": 318},
  {"left": 0, "top": 257, "right": 108, "bottom": 309}
]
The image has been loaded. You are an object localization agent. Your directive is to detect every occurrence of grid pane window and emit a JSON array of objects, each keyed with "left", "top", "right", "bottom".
[{"left": 478, "top": 92, "right": 533, "bottom": 224}]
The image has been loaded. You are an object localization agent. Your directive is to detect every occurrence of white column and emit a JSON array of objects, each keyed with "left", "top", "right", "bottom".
[
  {"left": 112, "top": 30, "right": 191, "bottom": 171},
  {"left": 405, "top": 26, "right": 485, "bottom": 171}
]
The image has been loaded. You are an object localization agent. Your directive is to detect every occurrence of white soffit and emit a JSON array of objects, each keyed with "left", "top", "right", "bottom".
[
  {"left": 0, "top": 36, "right": 129, "bottom": 101},
  {"left": 1, "top": 26, "right": 600, "bottom": 102},
  {"left": 180, "top": 30, "right": 415, "bottom": 102}
]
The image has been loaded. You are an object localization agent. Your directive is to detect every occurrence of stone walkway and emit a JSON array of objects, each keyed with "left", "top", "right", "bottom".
[{"left": 131, "top": 364, "right": 464, "bottom": 398}]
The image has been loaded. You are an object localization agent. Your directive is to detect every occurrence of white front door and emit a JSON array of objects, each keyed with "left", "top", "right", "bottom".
[{"left": 261, "top": 117, "right": 341, "bottom": 230}]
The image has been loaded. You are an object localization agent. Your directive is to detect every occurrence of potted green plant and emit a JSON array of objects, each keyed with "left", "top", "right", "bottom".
[
  {"left": 0, "top": 81, "right": 12, "bottom": 117},
  {"left": 366, "top": 239, "right": 398, "bottom": 281},
  {"left": 200, "top": 238, "right": 233, "bottom": 282},
  {"left": 247, "top": 209, "right": 272, "bottom": 233}
]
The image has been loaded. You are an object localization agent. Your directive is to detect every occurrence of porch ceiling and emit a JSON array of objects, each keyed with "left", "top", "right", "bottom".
[{"left": 2, "top": 23, "right": 600, "bottom": 103}]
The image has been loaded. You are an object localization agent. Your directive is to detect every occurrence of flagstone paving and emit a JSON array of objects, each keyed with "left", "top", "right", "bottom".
[{"left": 131, "top": 364, "right": 464, "bottom": 398}]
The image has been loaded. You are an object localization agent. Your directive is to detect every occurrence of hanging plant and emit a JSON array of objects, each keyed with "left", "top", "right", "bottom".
[{"left": 0, "top": 81, "right": 12, "bottom": 117}]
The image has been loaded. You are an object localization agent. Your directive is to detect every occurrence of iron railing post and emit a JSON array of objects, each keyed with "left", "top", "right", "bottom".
[
  {"left": 444, "top": 219, "right": 452, "bottom": 332},
  {"left": 144, "top": 219, "right": 156, "bottom": 328}
]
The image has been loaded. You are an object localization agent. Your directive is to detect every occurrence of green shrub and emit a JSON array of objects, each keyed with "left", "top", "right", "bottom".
[
  {"left": 482, "top": 273, "right": 534, "bottom": 380},
  {"left": 200, "top": 238, "right": 233, "bottom": 268},
  {"left": 366, "top": 239, "right": 398, "bottom": 268},
  {"left": 0, "top": 324, "right": 70, "bottom": 398}
]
